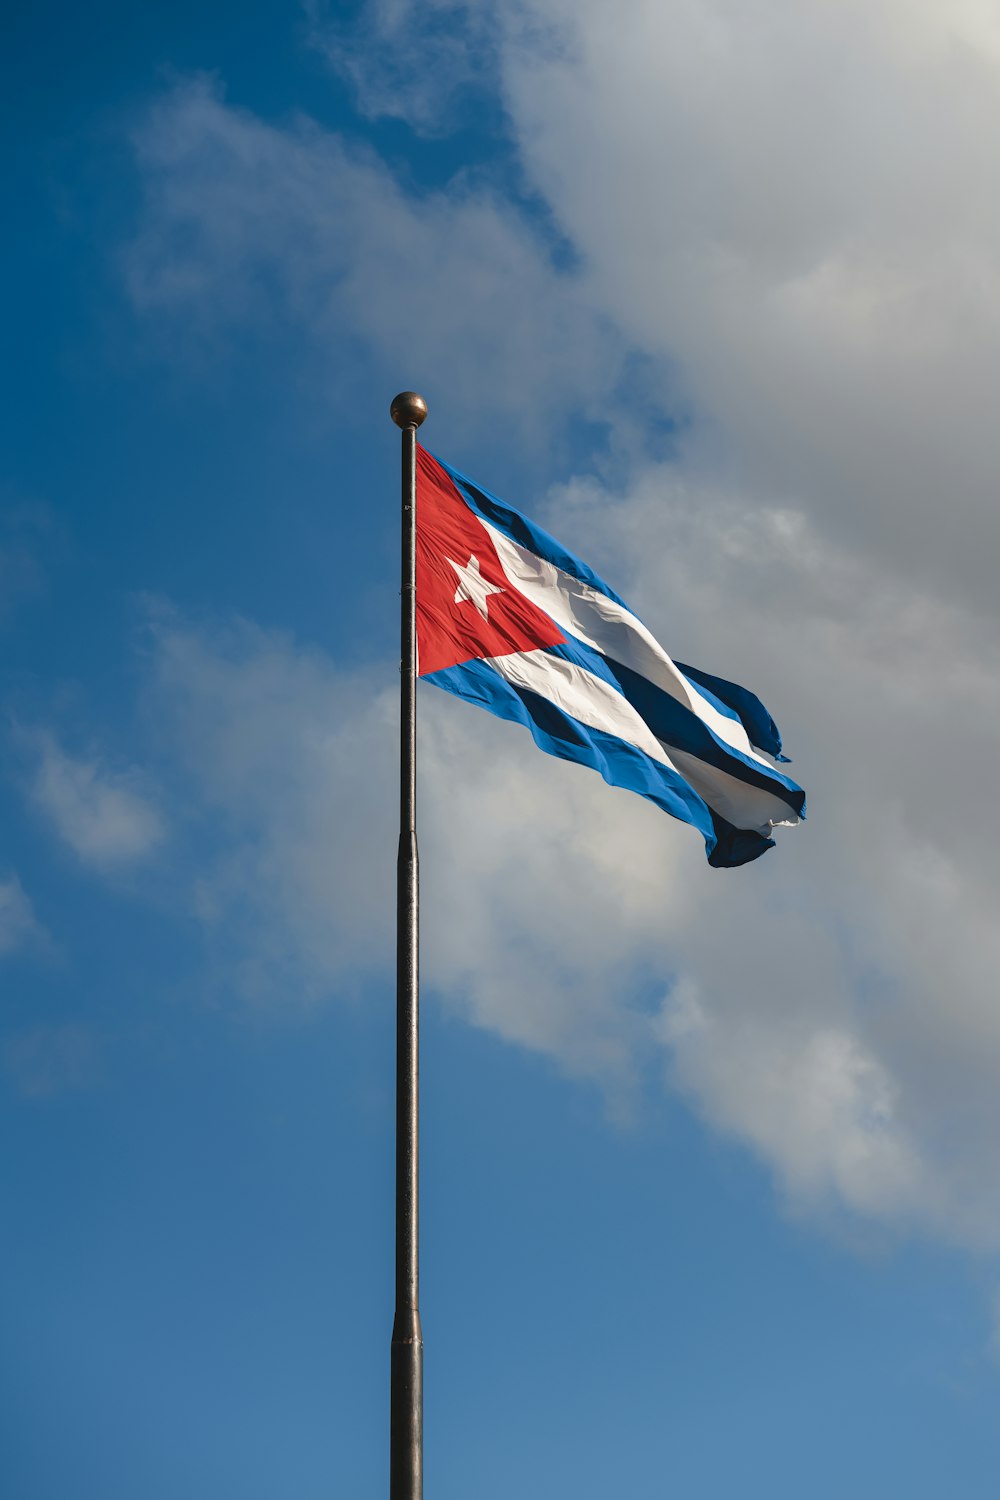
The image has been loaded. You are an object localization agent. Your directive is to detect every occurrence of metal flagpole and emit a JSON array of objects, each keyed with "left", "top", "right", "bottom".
[{"left": 389, "top": 391, "right": 428, "bottom": 1500}]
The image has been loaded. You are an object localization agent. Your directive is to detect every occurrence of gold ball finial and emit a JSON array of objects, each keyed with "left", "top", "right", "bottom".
[{"left": 390, "top": 391, "right": 428, "bottom": 429}]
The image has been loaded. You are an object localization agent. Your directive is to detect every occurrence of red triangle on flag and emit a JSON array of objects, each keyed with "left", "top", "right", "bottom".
[{"left": 416, "top": 447, "right": 565, "bottom": 676}]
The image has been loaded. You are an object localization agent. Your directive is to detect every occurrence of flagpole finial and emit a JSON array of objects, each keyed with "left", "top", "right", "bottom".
[{"left": 391, "top": 391, "right": 428, "bottom": 429}]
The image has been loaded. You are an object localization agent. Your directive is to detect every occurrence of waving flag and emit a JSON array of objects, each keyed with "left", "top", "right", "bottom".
[{"left": 416, "top": 446, "right": 805, "bottom": 867}]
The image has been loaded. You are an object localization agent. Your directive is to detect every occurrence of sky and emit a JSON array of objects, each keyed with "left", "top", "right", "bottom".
[{"left": 4, "top": 1, "right": 1000, "bottom": 1494}]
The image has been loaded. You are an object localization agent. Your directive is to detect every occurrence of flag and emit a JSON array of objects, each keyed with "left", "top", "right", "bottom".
[{"left": 415, "top": 446, "right": 805, "bottom": 867}]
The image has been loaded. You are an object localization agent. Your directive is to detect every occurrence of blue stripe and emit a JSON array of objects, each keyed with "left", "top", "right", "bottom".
[
  {"left": 541, "top": 636, "right": 806, "bottom": 817},
  {"left": 427, "top": 449, "right": 630, "bottom": 611},
  {"left": 706, "top": 814, "right": 776, "bottom": 869},
  {"left": 675, "top": 660, "right": 788, "bottom": 761},
  {"left": 422, "top": 657, "right": 776, "bottom": 867}
]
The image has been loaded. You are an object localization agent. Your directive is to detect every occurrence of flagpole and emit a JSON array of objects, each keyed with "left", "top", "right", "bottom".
[{"left": 390, "top": 390, "right": 428, "bottom": 1500}]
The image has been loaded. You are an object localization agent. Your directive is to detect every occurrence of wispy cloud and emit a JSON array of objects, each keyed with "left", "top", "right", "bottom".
[
  {"left": 304, "top": 0, "right": 501, "bottom": 136},
  {"left": 145, "top": 609, "right": 396, "bottom": 1005},
  {"left": 0, "top": 496, "right": 57, "bottom": 623},
  {"left": 0, "top": 546, "right": 41, "bottom": 621},
  {"left": 144, "top": 607, "right": 669, "bottom": 1089},
  {"left": 0, "top": 873, "right": 42, "bottom": 956},
  {"left": 27, "top": 730, "right": 165, "bottom": 870},
  {"left": 124, "top": 75, "right": 622, "bottom": 443},
  {"left": 2, "top": 1024, "right": 100, "bottom": 1099}
]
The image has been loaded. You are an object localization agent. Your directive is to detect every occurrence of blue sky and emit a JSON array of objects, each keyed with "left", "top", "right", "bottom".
[{"left": 5, "top": 3, "right": 1000, "bottom": 1496}]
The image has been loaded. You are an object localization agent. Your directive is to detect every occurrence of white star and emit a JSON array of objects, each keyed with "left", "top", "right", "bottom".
[{"left": 448, "top": 554, "right": 505, "bottom": 620}]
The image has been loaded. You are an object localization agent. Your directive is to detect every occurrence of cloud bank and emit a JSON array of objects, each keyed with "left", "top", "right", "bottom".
[
  {"left": 116, "top": 5, "right": 1000, "bottom": 1249},
  {"left": 140, "top": 560, "right": 1000, "bottom": 1248}
]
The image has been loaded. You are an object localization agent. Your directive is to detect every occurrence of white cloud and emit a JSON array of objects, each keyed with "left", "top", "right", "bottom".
[
  {"left": 126, "top": 75, "right": 621, "bottom": 442},
  {"left": 0, "top": 874, "right": 41, "bottom": 956},
  {"left": 328, "top": 0, "right": 1000, "bottom": 596},
  {"left": 538, "top": 462, "right": 1000, "bottom": 1243},
  {"left": 141, "top": 547, "right": 1000, "bottom": 1245},
  {"left": 146, "top": 607, "right": 666, "bottom": 1091},
  {"left": 146, "top": 610, "right": 396, "bottom": 1003},
  {"left": 305, "top": 0, "right": 500, "bottom": 135},
  {"left": 489, "top": 0, "right": 1000, "bottom": 607},
  {"left": 120, "top": 9, "right": 1000, "bottom": 1248},
  {"left": 658, "top": 984, "right": 921, "bottom": 1219},
  {"left": 28, "top": 731, "right": 165, "bottom": 870}
]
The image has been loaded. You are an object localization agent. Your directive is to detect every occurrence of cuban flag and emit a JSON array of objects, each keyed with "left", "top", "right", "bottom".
[{"left": 416, "top": 447, "right": 805, "bottom": 867}]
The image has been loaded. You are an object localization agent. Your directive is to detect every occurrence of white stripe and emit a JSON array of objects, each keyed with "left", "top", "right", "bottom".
[
  {"left": 489, "top": 650, "right": 798, "bottom": 834},
  {"left": 488, "top": 648, "right": 680, "bottom": 772},
  {"left": 668, "top": 747, "right": 799, "bottom": 834},
  {"left": 482, "top": 519, "right": 776, "bottom": 771}
]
